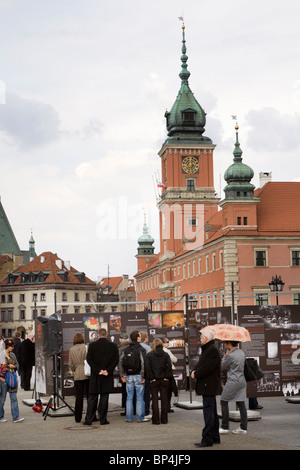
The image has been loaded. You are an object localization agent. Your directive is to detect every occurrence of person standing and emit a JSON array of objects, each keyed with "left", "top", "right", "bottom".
[
  {"left": 84, "top": 328, "right": 119, "bottom": 426},
  {"left": 118, "top": 332, "right": 130, "bottom": 415},
  {"left": 119, "top": 330, "right": 149, "bottom": 423},
  {"left": 13, "top": 332, "right": 23, "bottom": 386},
  {"left": 162, "top": 337, "right": 178, "bottom": 412},
  {"left": 0, "top": 339, "right": 24, "bottom": 423},
  {"left": 20, "top": 335, "right": 35, "bottom": 391},
  {"left": 68, "top": 333, "right": 90, "bottom": 423},
  {"left": 191, "top": 329, "right": 222, "bottom": 447},
  {"left": 140, "top": 331, "right": 151, "bottom": 418},
  {"left": 146, "top": 338, "right": 173, "bottom": 425},
  {"left": 220, "top": 341, "right": 248, "bottom": 434}
]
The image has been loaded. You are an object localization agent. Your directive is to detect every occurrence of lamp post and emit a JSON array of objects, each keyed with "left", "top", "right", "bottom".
[{"left": 269, "top": 275, "right": 285, "bottom": 305}]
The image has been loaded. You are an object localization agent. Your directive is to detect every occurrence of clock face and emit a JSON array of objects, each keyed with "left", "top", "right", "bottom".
[{"left": 182, "top": 156, "right": 199, "bottom": 174}]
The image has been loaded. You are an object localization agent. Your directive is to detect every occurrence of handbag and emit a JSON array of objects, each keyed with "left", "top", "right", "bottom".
[
  {"left": 244, "top": 358, "right": 264, "bottom": 382},
  {"left": 84, "top": 345, "right": 90, "bottom": 376},
  {"left": 5, "top": 371, "right": 18, "bottom": 388}
]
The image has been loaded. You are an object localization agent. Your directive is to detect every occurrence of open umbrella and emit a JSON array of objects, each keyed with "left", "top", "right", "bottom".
[{"left": 200, "top": 324, "right": 251, "bottom": 342}]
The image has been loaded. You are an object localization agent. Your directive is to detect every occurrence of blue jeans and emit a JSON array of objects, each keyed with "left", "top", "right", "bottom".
[
  {"left": 0, "top": 382, "right": 20, "bottom": 421},
  {"left": 126, "top": 375, "right": 145, "bottom": 421}
]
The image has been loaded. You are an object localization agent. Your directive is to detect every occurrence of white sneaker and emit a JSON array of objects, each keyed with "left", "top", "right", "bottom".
[
  {"left": 13, "top": 417, "right": 24, "bottom": 423},
  {"left": 144, "top": 414, "right": 152, "bottom": 419},
  {"left": 232, "top": 427, "right": 247, "bottom": 434},
  {"left": 0, "top": 418, "right": 7, "bottom": 423},
  {"left": 219, "top": 428, "right": 229, "bottom": 434}
]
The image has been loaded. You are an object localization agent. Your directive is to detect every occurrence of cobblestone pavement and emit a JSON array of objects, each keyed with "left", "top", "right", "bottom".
[{"left": 0, "top": 388, "right": 299, "bottom": 452}]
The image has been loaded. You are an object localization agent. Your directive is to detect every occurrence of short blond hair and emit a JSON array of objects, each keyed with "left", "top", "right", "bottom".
[{"left": 140, "top": 331, "right": 148, "bottom": 342}]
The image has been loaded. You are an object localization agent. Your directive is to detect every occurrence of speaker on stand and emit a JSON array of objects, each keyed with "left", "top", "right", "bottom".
[{"left": 37, "top": 312, "right": 74, "bottom": 420}]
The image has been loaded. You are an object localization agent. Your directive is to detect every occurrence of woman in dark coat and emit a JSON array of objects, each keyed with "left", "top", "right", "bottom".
[
  {"left": 191, "top": 329, "right": 222, "bottom": 447},
  {"left": 84, "top": 328, "right": 119, "bottom": 425},
  {"left": 146, "top": 338, "right": 173, "bottom": 425}
]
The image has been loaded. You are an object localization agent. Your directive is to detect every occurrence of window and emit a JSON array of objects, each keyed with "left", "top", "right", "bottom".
[
  {"left": 256, "top": 293, "right": 269, "bottom": 305},
  {"left": 74, "top": 293, "right": 79, "bottom": 301},
  {"left": 188, "top": 218, "right": 197, "bottom": 226},
  {"left": 32, "top": 293, "right": 38, "bottom": 302},
  {"left": 20, "top": 310, "right": 25, "bottom": 320},
  {"left": 243, "top": 217, "right": 248, "bottom": 225},
  {"left": 219, "top": 250, "right": 223, "bottom": 268},
  {"left": 182, "top": 110, "right": 195, "bottom": 122},
  {"left": 212, "top": 252, "right": 216, "bottom": 270},
  {"left": 292, "top": 250, "right": 300, "bottom": 266},
  {"left": 187, "top": 179, "right": 195, "bottom": 191},
  {"left": 293, "top": 293, "right": 300, "bottom": 305},
  {"left": 62, "top": 292, "right": 67, "bottom": 301},
  {"left": 20, "top": 294, "right": 25, "bottom": 302},
  {"left": 255, "top": 250, "right": 267, "bottom": 266},
  {"left": 40, "top": 293, "right": 46, "bottom": 301},
  {"left": 237, "top": 217, "right": 241, "bottom": 225},
  {"left": 206, "top": 255, "right": 209, "bottom": 273}
]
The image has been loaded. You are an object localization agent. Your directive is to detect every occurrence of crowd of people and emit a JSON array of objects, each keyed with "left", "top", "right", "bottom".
[
  {"left": 69, "top": 328, "right": 178, "bottom": 426},
  {"left": 0, "top": 333, "right": 35, "bottom": 423},
  {"left": 1, "top": 326, "right": 250, "bottom": 448},
  {"left": 68, "top": 326, "right": 249, "bottom": 447}
]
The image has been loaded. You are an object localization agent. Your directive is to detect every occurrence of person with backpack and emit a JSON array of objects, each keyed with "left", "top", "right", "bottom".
[{"left": 118, "top": 330, "right": 150, "bottom": 423}]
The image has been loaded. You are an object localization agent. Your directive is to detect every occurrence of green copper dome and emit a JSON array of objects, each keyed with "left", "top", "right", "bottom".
[
  {"left": 164, "top": 25, "right": 212, "bottom": 145},
  {"left": 224, "top": 126, "right": 255, "bottom": 199},
  {"left": 137, "top": 215, "right": 155, "bottom": 255}
]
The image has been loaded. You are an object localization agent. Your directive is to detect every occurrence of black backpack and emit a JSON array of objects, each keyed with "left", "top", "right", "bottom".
[{"left": 122, "top": 345, "right": 141, "bottom": 374}]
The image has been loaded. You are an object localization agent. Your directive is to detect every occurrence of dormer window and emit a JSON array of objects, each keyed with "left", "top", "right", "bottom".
[{"left": 182, "top": 109, "right": 196, "bottom": 124}]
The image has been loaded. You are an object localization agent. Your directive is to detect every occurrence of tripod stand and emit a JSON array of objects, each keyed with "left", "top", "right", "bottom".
[{"left": 43, "top": 354, "right": 74, "bottom": 420}]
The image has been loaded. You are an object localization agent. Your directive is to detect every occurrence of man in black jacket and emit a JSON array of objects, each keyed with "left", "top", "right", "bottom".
[
  {"left": 191, "top": 329, "right": 222, "bottom": 447},
  {"left": 84, "top": 328, "right": 119, "bottom": 425}
]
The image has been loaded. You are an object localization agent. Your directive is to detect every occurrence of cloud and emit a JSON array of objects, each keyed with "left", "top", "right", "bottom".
[
  {"left": 245, "top": 107, "right": 300, "bottom": 152},
  {"left": 0, "top": 92, "right": 61, "bottom": 150}
]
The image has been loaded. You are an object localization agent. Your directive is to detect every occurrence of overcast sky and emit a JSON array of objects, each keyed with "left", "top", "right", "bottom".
[{"left": 1, "top": 0, "right": 300, "bottom": 282}]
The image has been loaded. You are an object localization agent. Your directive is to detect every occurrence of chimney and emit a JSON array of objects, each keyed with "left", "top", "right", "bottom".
[{"left": 259, "top": 171, "right": 272, "bottom": 187}]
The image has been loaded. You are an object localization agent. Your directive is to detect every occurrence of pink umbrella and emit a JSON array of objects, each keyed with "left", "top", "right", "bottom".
[{"left": 200, "top": 324, "right": 251, "bottom": 342}]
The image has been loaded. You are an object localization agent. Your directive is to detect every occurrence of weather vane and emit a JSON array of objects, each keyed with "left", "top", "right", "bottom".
[
  {"left": 231, "top": 115, "right": 239, "bottom": 130},
  {"left": 178, "top": 15, "right": 184, "bottom": 27}
]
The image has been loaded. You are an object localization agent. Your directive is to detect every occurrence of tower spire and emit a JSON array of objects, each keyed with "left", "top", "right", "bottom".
[{"left": 179, "top": 22, "right": 190, "bottom": 84}]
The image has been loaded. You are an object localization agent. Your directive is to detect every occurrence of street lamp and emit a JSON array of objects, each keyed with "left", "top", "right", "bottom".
[{"left": 269, "top": 275, "right": 285, "bottom": 305}]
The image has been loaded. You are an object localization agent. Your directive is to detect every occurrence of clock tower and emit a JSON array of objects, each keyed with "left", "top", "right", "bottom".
[{"left": 158, "top": 23, "right": 219, "bottom": 257}]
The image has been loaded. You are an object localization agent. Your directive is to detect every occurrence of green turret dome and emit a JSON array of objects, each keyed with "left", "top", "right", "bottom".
[
  {"left": 224, "top": 125, "right": 255, "bottom": 199},
  {"left": 137, "top": 215, "right": 155, "bottom": 255},
  {"left": 164, "top": 24, "right": 212, "bottom": 145}
]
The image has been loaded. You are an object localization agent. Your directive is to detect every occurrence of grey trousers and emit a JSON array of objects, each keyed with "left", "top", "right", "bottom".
[{"left": 221, "top": 399, "right": 247, "bottom": 430}]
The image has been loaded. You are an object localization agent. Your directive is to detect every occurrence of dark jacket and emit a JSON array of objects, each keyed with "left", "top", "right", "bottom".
[
  {"left": 146, "top": 346, "right": 173, "bottom": 381},
  {"left": 193, "top": 340, "right": 222, "bottom": 396},
  {"left": 13, "top": 338, "right": 22, "bottom": 364},
  {"left": 87, "top": 337, "right": 119, "bottom": 394},
  {"left": 20, "top": 339, "right": 35, "bottom": 367}
]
